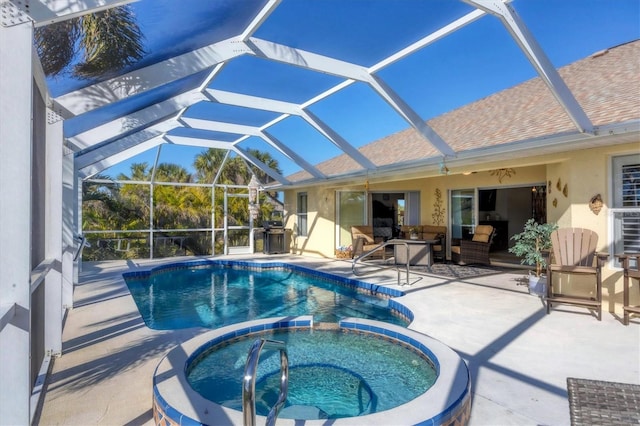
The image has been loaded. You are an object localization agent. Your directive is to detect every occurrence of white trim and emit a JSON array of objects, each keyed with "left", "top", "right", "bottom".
[
  {"left": 28, "top": 0, "right": 137, "bottom": 27},
  {"left": 30, "top": 259, "right": 57, "bottom": 294},
  {"left": 30, "top": 354, "right": 52, "bottom": 423},
  {"left": 608, "top": 152, "right": 640, "bottom": 269}
]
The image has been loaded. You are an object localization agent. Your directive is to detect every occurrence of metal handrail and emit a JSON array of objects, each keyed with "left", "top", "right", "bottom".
[
  {"left": 243, "top": 338, "right": 289, "bottom": 426},
  {"left": 352, "top": 240, "right": 411, "bottom": 286},
  {"left": 73, "top": 235, "right": 91, "bottom": 261}
]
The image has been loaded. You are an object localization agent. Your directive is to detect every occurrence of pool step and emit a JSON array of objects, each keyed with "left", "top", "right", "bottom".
[{"left": 279, "top": 404, "right": 329, "bottom": 420}]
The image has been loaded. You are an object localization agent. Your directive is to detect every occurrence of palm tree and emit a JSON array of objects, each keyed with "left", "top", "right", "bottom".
[
  {"left": 34, "top": 5, "right": 145, "bottom": 79},
  {"left": 194, "top": 149, "right": 227, "bottom": 184},
  {"left": 246, "top": 148, "right": 282, "bottom": 184},
  {"left": 118, "top": 162, "right": 150, "bottom": 181},
  {"left": 154, "top": 163, "right": 192, "bottom": 184}
]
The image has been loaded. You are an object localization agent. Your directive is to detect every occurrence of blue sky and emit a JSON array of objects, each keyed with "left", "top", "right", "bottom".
[{"left": 58, "top": 0, "right": 640, "bottom": 181}]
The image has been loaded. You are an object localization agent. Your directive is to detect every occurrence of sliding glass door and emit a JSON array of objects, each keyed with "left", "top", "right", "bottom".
[
  {"left": 336, "top": 191, "right": 366, "bottom": 248},
  {"left": 450, "top": 189, "right": 476, "bottom": 242}
]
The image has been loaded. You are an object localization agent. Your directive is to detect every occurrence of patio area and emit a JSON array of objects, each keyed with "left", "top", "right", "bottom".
[{"left": 34, "top": 255, "right": 639, "bottom": 426}]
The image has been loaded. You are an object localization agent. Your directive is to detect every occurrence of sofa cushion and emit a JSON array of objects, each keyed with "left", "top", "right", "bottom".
[
  {"left": 472, "top": 233, "right": 490, "bottom": 243},
  {"left": 422, "top": 225, "right": 447, "bottom": 235},
  {"left": 472, "top": 225, "right": 493, "bottom": 243},
  {"left": 351, "top": 226, "right": 375, "bottom": 244}
]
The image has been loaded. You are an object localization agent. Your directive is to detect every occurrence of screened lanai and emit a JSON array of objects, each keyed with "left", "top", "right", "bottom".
[
  {"left": 1, "top": 0, "right": 639, "bottom": 424},
  {"left": 23, "top": 0, "right": 639, "bottom": 259},
  {"left": 38, "top": 0, "right": 605, "bottom": 185}
]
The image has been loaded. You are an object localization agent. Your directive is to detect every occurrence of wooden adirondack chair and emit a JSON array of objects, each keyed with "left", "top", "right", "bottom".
[
  {"left": 617, "top": 253, "right": 640, "bottom": 325},
  {"left": 545, "top": 228, "right": 609, "bottom": 321}
]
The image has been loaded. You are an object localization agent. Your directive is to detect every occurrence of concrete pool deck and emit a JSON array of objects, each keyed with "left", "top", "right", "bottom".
[{"left": 35, "top": 255, "right": 640, "bottom": 426}]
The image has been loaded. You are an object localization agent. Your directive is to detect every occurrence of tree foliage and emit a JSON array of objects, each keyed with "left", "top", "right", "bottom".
[
  {"left": 82, "top": 150, "right": 280, "bottom": 260},
  {"left": 35, "top": 5, "right": 145, "bottom": 79}
]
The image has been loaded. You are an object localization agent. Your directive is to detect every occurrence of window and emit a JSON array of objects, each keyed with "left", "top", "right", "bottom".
[
  {"left": 297, "top": 192, "right": 308, "bottom": 237},
  {"left": 612, "top": 154, "right": 640, "bottom": 267}
]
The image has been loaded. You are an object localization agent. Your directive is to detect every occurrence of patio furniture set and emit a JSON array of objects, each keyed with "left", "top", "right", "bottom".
[
  {"left": 351, "top": 225, "right": 640, "bottom": 325},
  {"left": 350, "top": 224, "right": 492, "bottom": 267}
]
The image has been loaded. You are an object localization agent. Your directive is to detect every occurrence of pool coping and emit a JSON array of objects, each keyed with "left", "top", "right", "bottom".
[{"left": 153, "top": 316, "right": 471, "bottom": 426}]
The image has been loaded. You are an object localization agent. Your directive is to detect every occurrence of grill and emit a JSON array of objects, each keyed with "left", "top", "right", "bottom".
[{"left": 262, "top": 220, "right": 288, "bottom": 254}]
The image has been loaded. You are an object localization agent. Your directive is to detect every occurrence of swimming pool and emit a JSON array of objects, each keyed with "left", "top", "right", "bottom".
[{"left": 123, "top": 260, "right": 411, "bottom": 329}]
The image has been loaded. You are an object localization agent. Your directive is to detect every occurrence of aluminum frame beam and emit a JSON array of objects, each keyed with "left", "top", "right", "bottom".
[
  {"left": 260, "top": 131, "right": 326, "bottom": 179},
  {"left": 67, "top": 90, "right": 206, "bottom": 149},
  {"left": 49, "top": 0, "right": 598, "bottom": 189},
  {"left": 165, "top": 135, "right": 239, "bottom": 150},
  {"left": 204, "top": 88, "right": 302, "bottom": 115},
  {"left": 52, "top": 36, "right": 244, "bottom": 117},
  {"left": 55, "top": 3, "right": 490, "bottom": 182},
  {"left": 465, "top": 0, "right": 594, "bottom": 134},
  {"left": 75, "top": 119, "right": 180, "bottom": 169},
  {"left": 78, "top": 135, "right": 165, "bottom": 178},
  {"left": 239, "top": 0, "right": 281, "bottom": 40},
  {"left": 300, "top": 109, "right": 376, "bottom": 170},
  {"left": 45, "top": 116, "right": 64, "bottom": 356},
  {"left": 11, "top": 0, "right": 138, "bottom": 27},
  {"left": 367, "top": 75, "right": 456, "bottom": 157},
  {"left": 180, "top": 117, "right": 263, "bottom": 136},
  {"left": 165, "top": 135, "right": 290, "bottom": 185},
  {"left": 234, "top": 146, "right": 290, "bottom": 185}
]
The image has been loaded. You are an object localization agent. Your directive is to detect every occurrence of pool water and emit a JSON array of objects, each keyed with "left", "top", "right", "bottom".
[
  {"left": 186, "top": 328, "right": 437, "bottom": 419},
  {"left": 125, "top": 264, "right": 408, "bottom": 329}
]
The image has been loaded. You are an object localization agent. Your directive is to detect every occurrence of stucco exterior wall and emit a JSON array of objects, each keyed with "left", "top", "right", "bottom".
[
  {"left": 283, "top": 141, "right": 639, "bottom": 314},
  {"left": 284, "top": 186, "right": 337, "bottom": 257},
  {"left": 544, "top": 143, "right": 638, "bottom": 314}
]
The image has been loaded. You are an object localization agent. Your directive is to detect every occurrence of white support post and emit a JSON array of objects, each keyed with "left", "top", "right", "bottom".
[
  {"left": 224, "top": 186, "right": 229, "bottom": 255},
  {"left": 211, "top": 183, "right": 216, "bottom": 255},
  {"left": 0, "top": 19, "right": 34, "bottom": 425},
  {"left": 75, "top": 175, "right": 83, "bottom": 280},
  {"left": 61, "top": 150, "right": 76, "bottom": 308},
  {"left": 45, "top": 117, "right": 63, "bottom": 355}
]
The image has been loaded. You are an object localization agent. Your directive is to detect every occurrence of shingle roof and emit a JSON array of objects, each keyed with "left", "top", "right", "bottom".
[{"left": 288, "top": 40, "right": 640, "bottom": 182}]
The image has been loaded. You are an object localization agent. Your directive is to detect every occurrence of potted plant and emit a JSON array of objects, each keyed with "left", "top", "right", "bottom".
[
  {"left": 409, "top": 226, "right": 420, "bottom": 240},
  {"left": 509, "top": 218, "right": 558, "bottom": 296}
]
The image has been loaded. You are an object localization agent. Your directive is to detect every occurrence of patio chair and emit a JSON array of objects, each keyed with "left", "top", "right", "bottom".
[
  {"left": 351, "top": 225, "right": 385, "bottom": 260},
  {"left": 545, "top": 228, "right": 609, "bottom": 321},
  {"left": 617, "top": 253, "right": 640, "bottom": 325},
  {"left": 451, "top": 225, "right": 495, "bottom": 265},
  {"left": 422, "top": 225, "right": 447, "bottom": 263}
]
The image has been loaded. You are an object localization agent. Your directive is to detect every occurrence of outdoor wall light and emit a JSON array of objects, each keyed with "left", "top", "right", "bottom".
[{"left": 439, "top": 161, "right": 449, "bottom": 175}]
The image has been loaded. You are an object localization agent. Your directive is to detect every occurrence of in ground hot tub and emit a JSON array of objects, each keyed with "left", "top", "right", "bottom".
[{"left": 153, "top": 316, "right": 471, "bottom": 425}]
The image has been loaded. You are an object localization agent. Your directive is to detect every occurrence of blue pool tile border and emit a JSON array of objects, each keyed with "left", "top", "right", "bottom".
[
  {"left": 185, "top": 317, "right": 314, "bottom": 372},
  {"left": 122, "top": 259, "right": 413, "bottom": 324},
  {"left": 122, "top": 259, "right": 404, "bottom": 298}
]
